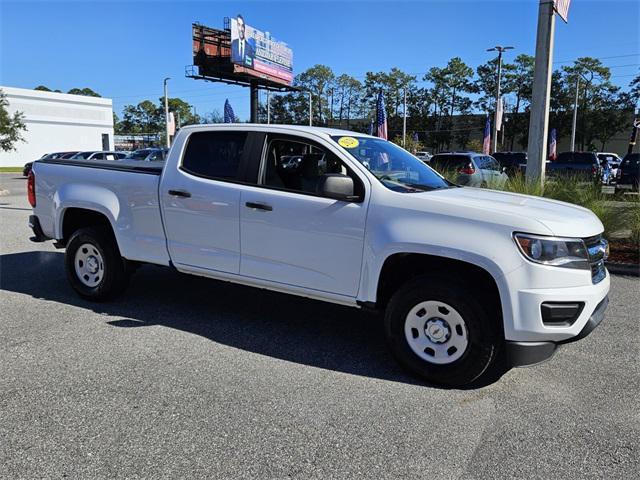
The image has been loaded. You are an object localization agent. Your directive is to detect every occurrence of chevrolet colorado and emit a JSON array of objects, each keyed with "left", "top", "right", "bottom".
[{"left": 28, "top": 124, "right": 610, "bottom": 386}]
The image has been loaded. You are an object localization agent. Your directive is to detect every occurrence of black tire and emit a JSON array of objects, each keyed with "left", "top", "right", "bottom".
[
  {"left": 65, "top": 226, "right": 130, "bottom": 301},
  {"left": 384, "top": 275, "right": 501, "bottom": 387}
]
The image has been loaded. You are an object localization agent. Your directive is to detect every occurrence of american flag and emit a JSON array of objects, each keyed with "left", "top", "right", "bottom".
[
  {"left": 376, "top": 91, "right": 388, "bottom": 140},
  {"left": 223, "top": 99, "right": 235, "bottom": 123},
  {"left": 548, "top": 128, "right": 557, "bottom": 160},
  {"left": 554, "top": 0, "right": 571, "bottom": 23},
  {"left": 482, "top": 116, "right": 491, "bottom": 154}
]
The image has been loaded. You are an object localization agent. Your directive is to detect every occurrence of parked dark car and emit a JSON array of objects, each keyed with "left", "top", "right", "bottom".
[
  {"left": 492, "top": 152, "right": 527, "bottom": 176},
  {"left": 126, "top": 148, "right": 168, "bottom": 162},
  {"left": 23, "top": 151, "right": 78, "bottom": 177},
  {"left": 546, "top": 151, "right": 601, "bottom": 181},
  {"left": 616, "top": 153, "right": 639, "bottom": 193}
]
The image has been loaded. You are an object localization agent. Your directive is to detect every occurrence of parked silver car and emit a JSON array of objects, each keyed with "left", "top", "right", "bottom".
[
  {"left": 430, "top": 152, "right": 508, "bottom": 187},
  {"left": 70, "top": 151, "right": 127, "bottom": 161}
]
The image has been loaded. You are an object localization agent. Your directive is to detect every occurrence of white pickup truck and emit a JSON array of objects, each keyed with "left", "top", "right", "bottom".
[{"left": 28, "top": 124, "right": 610, "bottom": 386}]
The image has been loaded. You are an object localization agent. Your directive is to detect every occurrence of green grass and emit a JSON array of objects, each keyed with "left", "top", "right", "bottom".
[
  {"left": 630, "top": 202, "right": 640, "bottom": 246},
  {"left": 0, "top": 167, "right": 23, "bottom": 173}
]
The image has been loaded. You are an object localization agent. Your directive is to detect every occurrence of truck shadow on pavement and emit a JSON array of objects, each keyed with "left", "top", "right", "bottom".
[{"left": 0, "top": 250, "right": 505, "bottom": 389}]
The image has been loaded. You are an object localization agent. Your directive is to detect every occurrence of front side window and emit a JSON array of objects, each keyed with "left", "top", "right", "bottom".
[
  {"left": 263, "top": 137, "right": 360, "bottom": 197},
  {"left": 332, "top": 136, "right": 450, "bottom": 193},
  {"left": 182, "top": 131, "right": 247, "bottom": 180}
]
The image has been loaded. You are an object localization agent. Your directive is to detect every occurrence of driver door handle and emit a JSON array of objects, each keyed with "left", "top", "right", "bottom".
[
  {"left": 168, "top": 189, "right": 191, "bottom": 198},
  {"left": 245, "top": 202, "right": 273, "bottom": 211}
]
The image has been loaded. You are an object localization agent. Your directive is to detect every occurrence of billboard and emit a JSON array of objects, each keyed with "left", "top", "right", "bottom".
[{"left": 230, "top": 15, "right": 293, "bottom": 85}]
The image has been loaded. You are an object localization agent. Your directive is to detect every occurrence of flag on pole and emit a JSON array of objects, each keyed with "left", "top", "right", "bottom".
[
  {"left": 376, "top": 90, "right": 388, "bottom": 140},
  {"left": 167, "top": 112, "right": 176, "bottom": 136},
  {"left": 553, "top": 0, "right": 571, "bottom": 23},
  {"left": 223, "top": 99, "right": 235, "bottom": 123},
  {"left": 548, "top": 128, "right": 557, "bottom": 160},
  {"left": 368, "top": 119, "right": 375, "bottom": 136},
  {"left": 496, "top": 97, "right": 504, "bottom": 131},
  {"left": 482, "top": 116, "right": 491, "bottom": 154}
]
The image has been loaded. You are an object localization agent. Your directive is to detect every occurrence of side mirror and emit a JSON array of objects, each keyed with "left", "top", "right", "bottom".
[{"left": 317, "top": 174, "right": 358, "bottom": 201}]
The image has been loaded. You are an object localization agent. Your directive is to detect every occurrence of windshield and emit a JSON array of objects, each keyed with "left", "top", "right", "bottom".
[{"left": 331, "top": 136, "right": 450, "bottom": 192}]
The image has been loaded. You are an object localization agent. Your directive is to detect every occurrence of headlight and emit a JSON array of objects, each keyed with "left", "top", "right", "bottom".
[{"left": 514, "top": 233, "right": 589, "bottom": 269}]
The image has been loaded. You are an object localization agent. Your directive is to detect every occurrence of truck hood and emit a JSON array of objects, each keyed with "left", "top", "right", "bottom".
[{"left": 419, "top": 186, "right": 604, "bottom": 238}]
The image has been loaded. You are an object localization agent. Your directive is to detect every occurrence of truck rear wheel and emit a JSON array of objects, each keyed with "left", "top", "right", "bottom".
[
  {"left": 65, "top": 226, "right": 130, "bottom": 301},
  {"left": 384, "top": 275, "right": 501, "bottom": 387}
]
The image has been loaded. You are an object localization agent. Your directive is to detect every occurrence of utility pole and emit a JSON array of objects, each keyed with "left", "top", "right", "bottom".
[
  {"left": 266, "top": 90, "right": 271, "bottom": 124},
  {"left": 487, "top": 45, "right": 514, "bottom": 154},
  {"left": 402, "top": 87, "right": 407, "bottom": 147},
  {"left": 570, "top": 77, "right": 580, "bottom": 151},
  {"left": 308, "top": 92, "right": 313, "bottom": 126},
  {"left": 163, "top": 77, "right": 171, "bottom": 148},
  {"left": 526, "top": 0, "right": 556, "bottom": 185}
]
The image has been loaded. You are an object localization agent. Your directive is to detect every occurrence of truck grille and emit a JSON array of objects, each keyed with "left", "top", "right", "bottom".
[{"left": 584, "top": 234, "right": 608, "bottom": 284}]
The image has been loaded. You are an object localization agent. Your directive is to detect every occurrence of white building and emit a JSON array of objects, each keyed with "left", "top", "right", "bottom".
[{"left": 0, "top": 86, "right": 114, "bottom": 167}]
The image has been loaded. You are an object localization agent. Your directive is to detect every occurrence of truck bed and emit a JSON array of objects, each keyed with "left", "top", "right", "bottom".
[{"left": 32, "top": 159, "right": 170, "bottom": 266}]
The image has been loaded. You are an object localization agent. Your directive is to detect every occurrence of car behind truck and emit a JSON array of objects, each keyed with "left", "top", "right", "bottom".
[{"left": 28, "top": 124, "right": 610, "bottom": 387}]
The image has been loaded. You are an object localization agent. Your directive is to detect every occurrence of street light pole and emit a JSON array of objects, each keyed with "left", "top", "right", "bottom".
[
  {"left": 163, "top": 77, "right": 171, "bottom": 148},
  {"left": 308, "top": 92, "right": 312, "bottom": 126},
  {"left": 402, "top": 87, "right": 407, "bottom": 147},
  {"left": 487, "top": 45, "right": 514, "bottom": 154},
  {"left": 570, "top": 77, "right": 580, "bottom": 151}
]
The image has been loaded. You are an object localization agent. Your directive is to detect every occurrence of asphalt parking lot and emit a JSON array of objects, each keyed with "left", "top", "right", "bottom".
[{"left": 1, "top": 173, "right": 638, "bottom": 479}]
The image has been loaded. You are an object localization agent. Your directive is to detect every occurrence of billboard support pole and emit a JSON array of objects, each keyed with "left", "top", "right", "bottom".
[
  {"left": 525, "top": 0, "right": 556, "bottom": 186},
  {"left": 250, "top": 81, "right": 259, "bottom": 123}
]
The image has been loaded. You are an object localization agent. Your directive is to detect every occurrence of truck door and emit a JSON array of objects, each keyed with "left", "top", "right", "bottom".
[
  {"left": 159, "top": 130, "right": 257, "bottom": 274},
  {"left": 238, "top": 134, "right": 368, "bottom": 297}
]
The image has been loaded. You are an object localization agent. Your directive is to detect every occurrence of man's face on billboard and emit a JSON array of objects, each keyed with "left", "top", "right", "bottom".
[{"left": 237, "top": 17, "right": 245, "bottom": 40}]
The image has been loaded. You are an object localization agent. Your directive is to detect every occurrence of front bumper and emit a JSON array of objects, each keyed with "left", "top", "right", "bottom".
[{"left": 506, "top": 295, "right": 609, "bottom": 367}]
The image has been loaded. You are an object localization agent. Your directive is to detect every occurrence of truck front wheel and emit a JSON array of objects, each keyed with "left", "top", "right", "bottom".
[
  {"left": 384, "top": 275, "right": 501, "bottom": 387},
  {"left": 65, "top": 226, "right": 130, "bottom": 301}
]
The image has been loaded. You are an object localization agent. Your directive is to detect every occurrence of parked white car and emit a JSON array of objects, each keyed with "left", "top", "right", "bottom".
[
  {"left": 27, "top": 125, "right": 610, "bottom": 386},
  {"left": 415, "top": 151, "right": 432, "bottom": 162}
]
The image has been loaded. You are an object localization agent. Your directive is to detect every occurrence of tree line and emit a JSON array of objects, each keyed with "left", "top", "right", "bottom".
[{"left": 260, "top": 56, "right": 638, "bottom": 152}]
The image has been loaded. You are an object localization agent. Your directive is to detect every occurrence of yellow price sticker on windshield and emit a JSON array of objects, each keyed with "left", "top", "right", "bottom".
[{"left": 338, "top": 136, "right": 359, "bottom": 149}]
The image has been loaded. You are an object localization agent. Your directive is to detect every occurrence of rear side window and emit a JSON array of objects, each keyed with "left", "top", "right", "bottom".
[
  {"left": 431, "top": 155, "right": 472, "bottom": 169},
  {"left": 556, "top": 152, "right": 572, "bottom": 163},
  {"left": 182, "top": 131, "right": 248, "bottom": 180}
]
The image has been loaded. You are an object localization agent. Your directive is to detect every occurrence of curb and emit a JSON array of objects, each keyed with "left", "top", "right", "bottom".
[{"left": 606, "top": 262, "right": 640, "bottom": 277}]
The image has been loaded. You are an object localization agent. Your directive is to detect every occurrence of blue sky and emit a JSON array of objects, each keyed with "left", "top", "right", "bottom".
[{"left": 1, "top": 0, "right": 638, "bottom": 121}]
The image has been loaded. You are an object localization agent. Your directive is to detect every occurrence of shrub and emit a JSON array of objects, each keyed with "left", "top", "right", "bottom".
[{"left": 496, "top": 172, "right": 634, "bottom": 239}]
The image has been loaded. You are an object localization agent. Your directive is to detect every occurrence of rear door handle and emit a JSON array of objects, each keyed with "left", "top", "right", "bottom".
[
  {"left": 168, "top": 189, "right": 191, "bottom": 198},
  {"left": 245, "top": 202, "right": 273, "bottom": 211}
]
